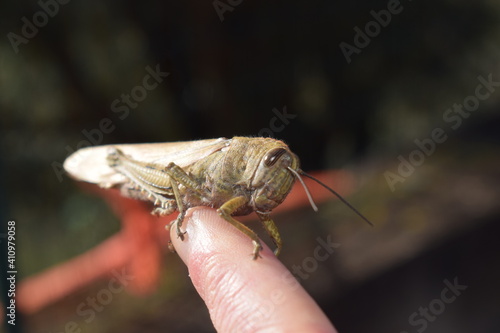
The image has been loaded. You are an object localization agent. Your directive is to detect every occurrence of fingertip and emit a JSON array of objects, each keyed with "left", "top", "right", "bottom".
[
  {"left": 169, "top": 207, "right": 337, "bottom": 332},
  {"left": 169, "top": 207, "right": 275, "bottom": 266}
]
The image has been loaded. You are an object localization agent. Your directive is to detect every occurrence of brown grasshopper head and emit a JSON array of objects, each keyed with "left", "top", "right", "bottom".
[
  {"left": 251, "top": 146, "right": 300, "bottom": 212},
  {"left": 250, "top": 142, "right": 374, "bottom": 227}
]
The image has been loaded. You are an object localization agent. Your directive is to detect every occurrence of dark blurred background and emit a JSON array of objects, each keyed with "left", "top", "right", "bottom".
[{"left": 1, "top": 0, "right": 499, "bottom": 332}]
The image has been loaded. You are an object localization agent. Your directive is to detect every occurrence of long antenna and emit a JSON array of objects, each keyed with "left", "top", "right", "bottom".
[
  {"left": 287, "top": 167, "right": 318, "bottom": 212},
  {"left": 299, "top": 171, "right": 374, "bottom": 227}
]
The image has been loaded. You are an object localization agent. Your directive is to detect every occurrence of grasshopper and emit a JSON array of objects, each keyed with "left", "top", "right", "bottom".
[{"left": 64, "top": 137, "right": 372, "bottom": 259}]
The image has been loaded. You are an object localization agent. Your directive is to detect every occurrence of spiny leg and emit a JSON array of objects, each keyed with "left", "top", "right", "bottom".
[
  {"left": 256, "top": 211, "right": 282, "bottom": 257},
  {"left": 107, "top": 148, "right": 173, "bottom": 209},
  {"left": 152, "top": 200, "right": 176, "bottom": 216},
  {"left": 165, "top": 162, "right": 206, "bottom": 197},
  {"left": 163, "top": 162, "right": 211, "bottom": 240},
  {"left": 159, "top": 162, "right": 210, "bottom": 240},
  {"left": 217, "top": 196, "right": 263, "bottom": 260},
  {"left": 169, "top": 177, "right": 187, "bottom": 240}
]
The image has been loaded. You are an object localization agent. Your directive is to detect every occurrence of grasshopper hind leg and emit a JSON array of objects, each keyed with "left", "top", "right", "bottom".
[
  {"left": 158, "top": 203, "right": 187, "bottom": 240},
  {"left": 167, "top": 176, "right": 188, "bottom": 240},
  {"left": 171, "top": 210, "right": 187, "bottom": 240}
]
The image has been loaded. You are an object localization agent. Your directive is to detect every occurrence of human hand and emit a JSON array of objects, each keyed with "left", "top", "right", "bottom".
[{"left": 169, "top": 207, "right": 338, "bottom": 332}]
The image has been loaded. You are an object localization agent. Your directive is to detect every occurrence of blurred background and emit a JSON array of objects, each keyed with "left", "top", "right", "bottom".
[{"left": 1, "top": 0, "right": 499, "bottom": 332}]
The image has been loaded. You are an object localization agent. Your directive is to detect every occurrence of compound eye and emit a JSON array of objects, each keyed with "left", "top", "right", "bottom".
[{"left": 263, "top": 148, "right": 287, "bottom": 167}]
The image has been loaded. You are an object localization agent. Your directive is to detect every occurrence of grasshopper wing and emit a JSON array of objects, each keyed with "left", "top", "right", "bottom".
[{"left": 63, "top": 138, "right": 230, "bottom": 187}]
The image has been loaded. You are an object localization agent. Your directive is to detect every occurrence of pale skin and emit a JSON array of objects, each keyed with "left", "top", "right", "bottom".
[{"left": 169, "top": 207, "right": 338, "bottom": 333}]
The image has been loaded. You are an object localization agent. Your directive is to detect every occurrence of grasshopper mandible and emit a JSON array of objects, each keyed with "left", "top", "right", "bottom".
[{"left": 64, "top": 136, "right": 372, "bottom": 259}]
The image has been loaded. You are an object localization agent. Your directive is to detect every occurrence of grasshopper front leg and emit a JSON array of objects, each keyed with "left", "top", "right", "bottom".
[
  {"left": 218, "top": 196, "right": 264, "bottom": 260},
  {"left": 255, "top": 211, "right": 282, "bottom": 257}
]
